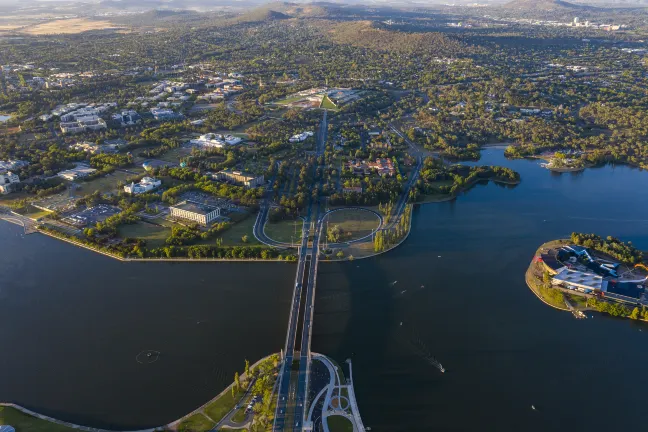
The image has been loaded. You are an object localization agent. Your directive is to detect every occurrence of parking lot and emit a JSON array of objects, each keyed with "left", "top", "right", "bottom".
[
  {"left": 62, "top": 204, "right": 122, "bottom": 227},
  {"left": 179, "top": 191, "right": 239, "bottom": 212}
]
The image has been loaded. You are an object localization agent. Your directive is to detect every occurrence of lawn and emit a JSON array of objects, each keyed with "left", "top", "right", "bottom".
[
  {"left": 231, "top": 393, "right": 251, "bottom": 424},
  {"left": 265, "top": 219, "right": 303, "bottom": 244},
  {"left": 75, "top": 171, "right": 133, "bottom": 195},
  {"left": 196, "top": 212, "right": 260, "bottom": 247},
  {"left": 204, "top": 388, "right": 244, "bottom": 423},
  {"left": 0, "top": 406, "right": 77, "bottom": 432},
  {"left": 158, "top": 147, "right": 192, "bottom": 164},
  {"left": 176, "top": 413, "right": 215, "bottom": 432},
  {"left": 325, "top": 209, "right": 381, "bottom": 241},
  {"left": 320, "top": 95, "right": 338, "bottom": 110},
  {"left": 326, "top": 415, "right": 354, "bottom": 432},
  {"left": 118, "top": 221, "right": 171, "bottom": 248},
  {"left": 15, "top": 204, "right": 51, "bottom": 220}
]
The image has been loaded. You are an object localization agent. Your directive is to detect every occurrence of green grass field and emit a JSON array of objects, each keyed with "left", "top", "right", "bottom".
[
  {"left": 320, "top": 95, "right": 338, "bottom": 110},
  {"left": 75, "top": 171, "right": 133, "bottom": 195},
  {"left": 195, "top": 212, "right": 260, "bottom": 247},
  {"left": 158, "top": 147, "right": 192, "bottom": 164},
  {"left": 0, "top": 406, "right": 77, "bottom": 432},
  {"left": 265, "top": 219, "right": 303, "bottom": 244},
  {"left": 177, "top": 412, "right": 215, "bottom": 432},
  {"left": 15, "top": 204, "right": 51, "bottom": 220},
  {"left": 118, "top": 221, "right": 171, "bottom": 248},
  {"left": 326, "top": 415, "right": 354, "bottom": 432},
  {"left": 204, "top": 388, "right": 244, "bottom": 424},
  {"left": 325, "top": 209, "right": 380, "bottom": 241}
]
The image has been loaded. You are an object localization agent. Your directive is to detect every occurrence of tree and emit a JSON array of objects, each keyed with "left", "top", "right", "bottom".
[
  {"left": 234, "top": 371, "right": 241, "bottom": 391},
  {"left": 241, "top": 234, "right": 249, "bottom": 243},
  {"left": 542, "top": 270, "right": 551, "bottom": 288},
  {"left": 630, "top": 307, "right": 640, "bottom": 320},
  {"left": 245, "top": 359, "right": 250, "bottom": 378}
]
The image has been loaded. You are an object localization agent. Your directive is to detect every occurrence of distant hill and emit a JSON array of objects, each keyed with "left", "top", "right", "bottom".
[
  {"left": 327, "top": 20, "right": 472, "bottom": 56},
  {"left": 236, "top": 8, "right": 292, "bottom": 22},
  {"left": 246, "top": 2, "right": 336, "bottom": 17},
  {"left": 503, "top": 0, "right": 593, "bottom": 9},
  {"left": 108, "top": 9, "right": 204, "bottom": 25}
]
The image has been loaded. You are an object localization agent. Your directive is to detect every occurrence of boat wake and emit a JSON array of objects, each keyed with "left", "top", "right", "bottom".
[{"left": 396, "top": 324, "right": 446, "bottom": 374}]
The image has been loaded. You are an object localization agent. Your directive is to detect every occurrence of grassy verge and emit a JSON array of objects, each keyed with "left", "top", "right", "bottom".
[
  {"left": 0, "top": 406, "right": 76, "bottom": 432},
  {"left": 204, "top": 388, "right": 245, "bottom": 424},
  {"left": 525, "top": 264, "right": 569, "bottom": 311},
  {"left": 231, "top": 399, "right": 249, "bottom": 424},
  {"left": 326, "top": 415, "right": 354, "bottom": 432},
  {"left": 177, "top": 412, "right": 215, "bottom": 432},
  {"left": 320, "top": 95, "right": 338, "bottom": 110}
]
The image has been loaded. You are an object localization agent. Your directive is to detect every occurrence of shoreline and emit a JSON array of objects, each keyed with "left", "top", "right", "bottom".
[
  {"left": 1, "top": 354, "right": 280, "bottom": 432},
  {"left": 5, "top": 174, "right": 518, "bottom": 264}
]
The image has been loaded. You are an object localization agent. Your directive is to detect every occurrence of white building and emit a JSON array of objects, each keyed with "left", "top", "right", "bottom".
[
  {"left": 190, "top": 133, "right": 241, "bottom": 149},
  {"left": 551, "top": 267, "right": 605, "bottom": 293},
  {"left": 289, "top": 131, "right": 314, "bottom": 143},
  {"left": 124, "top": 177, "right": 161, "bottom": 194},
  {"left": 170, "top": 200, "right": 220, "bottom": 225},
  {"left": 0, "top": 171, "right": 20, "bottom": 194}
]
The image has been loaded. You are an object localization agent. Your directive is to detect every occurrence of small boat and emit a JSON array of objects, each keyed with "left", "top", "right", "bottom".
[
  {"left": 531, "top": 405, "right": 536, "bottom": 411},
  {"left": 439, "top": 366, "right": 445, "bottom": 373}
]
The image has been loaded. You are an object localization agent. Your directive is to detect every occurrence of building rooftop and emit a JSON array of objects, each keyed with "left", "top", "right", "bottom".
[
  {"left": 553, "top": 268, "right": 604, "bottom": 290},
  {"left": 172, "top": 200, "right": 217, "bottom": 215}
]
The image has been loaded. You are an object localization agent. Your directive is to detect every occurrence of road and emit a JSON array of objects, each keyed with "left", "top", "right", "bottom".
[
  {"left": 273, "top": 111, "right": 328, "bottom": 431},
  {"left": 253, "top": 171, "right": 291, "bottom": 248},
  {"left": 386, "top": 124, "right": 423, "bottom": 229}
]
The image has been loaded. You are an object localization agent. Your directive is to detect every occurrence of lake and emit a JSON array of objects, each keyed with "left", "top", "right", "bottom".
[{"left": 2, "top": 150, "right": 648, "bottom": 430}]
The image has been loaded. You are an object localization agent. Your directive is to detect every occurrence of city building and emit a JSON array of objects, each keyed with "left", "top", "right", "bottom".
[
  {"left": 124, "top": 177, "right": 161, "bottom": 194},
  {"left": 0, "top": 171, "right": 20, "bottom": 194},
  {"left": 112, "top": 110, "right": 141, "bottom": 127},
  {"left": 57, "top": 165, "right": 97, "bottom": 181},
  {"left": 170, "top": 200, "right": 221, "bottom": 225},
  {"left": 150, "top": 108, "right": 180, "bottom": 121},
  {"left": 60, "top": 117, "right": 107, "bottom": 134},
  {"left": 551, "top": 267, "right": 605, "bottom": 293},
  {"left": 213, "top": 169, "right": 265, "bottom": 189}
]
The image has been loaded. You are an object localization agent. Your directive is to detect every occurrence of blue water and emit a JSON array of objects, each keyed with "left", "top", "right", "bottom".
[
  {"left": 314, "top": 150, "right": 648, "bottom": 431},
  {"left": 2, "top": 149, "right": 648, "bottom": 430}
]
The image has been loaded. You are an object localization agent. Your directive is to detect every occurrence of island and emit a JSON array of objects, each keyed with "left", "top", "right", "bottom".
[{"left": 527, "top": 233, "right": 648, "bottom": 320}]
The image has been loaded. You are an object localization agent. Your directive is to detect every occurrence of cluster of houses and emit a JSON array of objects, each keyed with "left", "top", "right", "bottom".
[
  {"left": 190, "top": 133, "right": 242, "bottom": 149},
  {"left": 69, "top": 141, "right": 122, "bottom": 154},
  {"left": 289, "top": 131, "right": 314, "bottom": 143},
  {"left": 38, "top": 102, "right": 117, "bottom": 134},
  {"left": 345, "top": 158, "right": 396, "bottom": 177}
]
